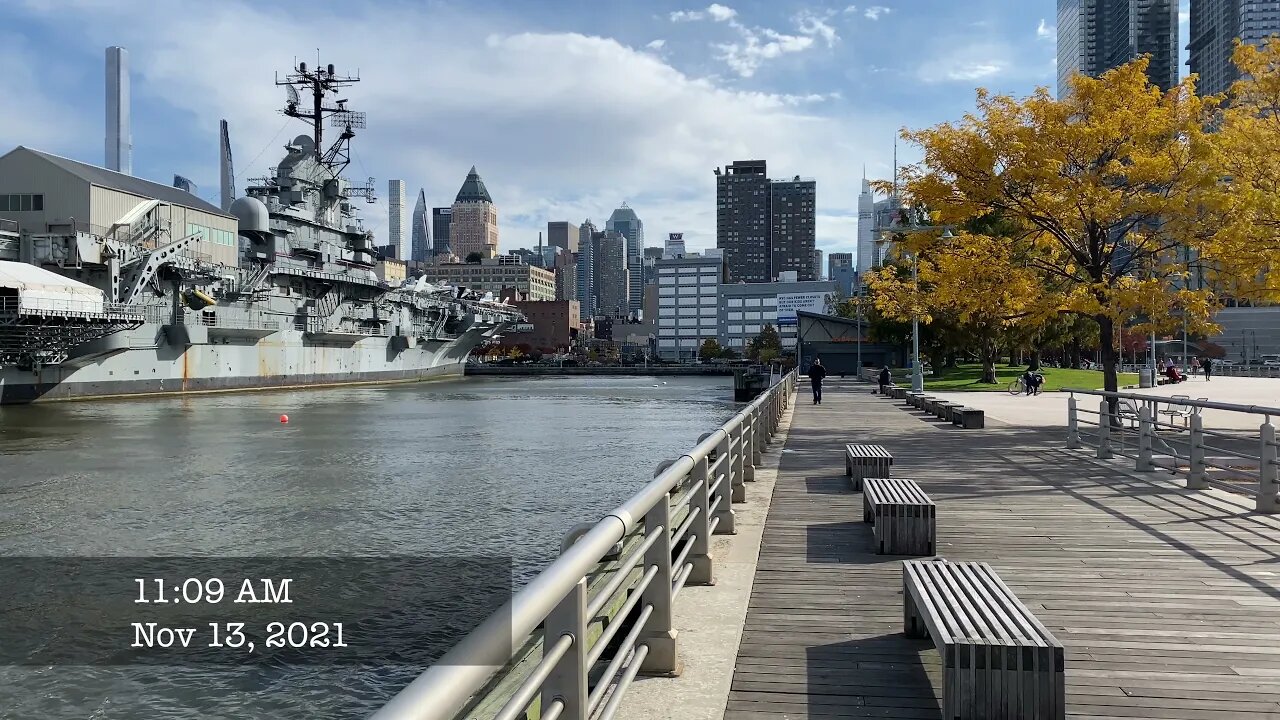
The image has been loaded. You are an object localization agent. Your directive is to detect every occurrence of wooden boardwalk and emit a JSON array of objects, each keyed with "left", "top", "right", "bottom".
[{"left": 725, "top": 379, "right": 1280, "bottom": 719}]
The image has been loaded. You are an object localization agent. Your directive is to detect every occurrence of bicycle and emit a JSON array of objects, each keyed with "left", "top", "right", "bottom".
[{"left": 1007, "top": 375, "right": 1043, "bottom": 396}]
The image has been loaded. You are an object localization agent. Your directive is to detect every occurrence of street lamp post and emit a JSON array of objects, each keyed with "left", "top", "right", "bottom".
[{"left": 911, "top": 253, "right": 923, "bottom": 393}]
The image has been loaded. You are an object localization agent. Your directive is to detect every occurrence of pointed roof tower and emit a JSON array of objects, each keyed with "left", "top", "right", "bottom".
[{"left": 455, "top": 165, "right": 493, "bottom": 203}]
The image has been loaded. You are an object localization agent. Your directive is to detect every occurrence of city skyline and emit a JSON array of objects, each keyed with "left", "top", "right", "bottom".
[{"left": 2, "top": 1, "right": 1196, "bottom": 260}]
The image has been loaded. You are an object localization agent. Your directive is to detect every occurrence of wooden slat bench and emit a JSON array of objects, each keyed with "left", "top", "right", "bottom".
[
  {"left": 862, "top": 477, "right": 935, "bottom": 555},
  {"left": 953, "top": 407, "right": 984, "bottom": 429},
  {"left": 844, "top": 443, "right": 893, "bottom": 491},
  {"left": 903, "top": 559, "right": 1065, "bottom": 720}
]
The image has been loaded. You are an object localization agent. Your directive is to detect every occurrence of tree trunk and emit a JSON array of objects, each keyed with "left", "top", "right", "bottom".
[
  {"left": 1097, "top": 314, "right": 1119, "bottom": 426},
  {"left": 1028, "top": 349, "right": 1041, "bottom": 371},
  {"left": 1069, "top": 338, "right": 1082, "bottom": 369}
]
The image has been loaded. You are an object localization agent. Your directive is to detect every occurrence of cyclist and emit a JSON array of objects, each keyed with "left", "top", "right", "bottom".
[{"left": 1022, "top": 367, "right": 1044, "bottom": 396}]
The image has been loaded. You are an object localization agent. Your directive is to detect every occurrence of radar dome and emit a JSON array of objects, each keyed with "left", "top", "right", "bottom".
[{"left": 230, "top": 196, "right": 269, "bottom": 234}]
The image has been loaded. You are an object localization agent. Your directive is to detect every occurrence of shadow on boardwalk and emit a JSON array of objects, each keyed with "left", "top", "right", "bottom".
[{"left": 724, "top": 379, "right": 1280, "bottom": 720}]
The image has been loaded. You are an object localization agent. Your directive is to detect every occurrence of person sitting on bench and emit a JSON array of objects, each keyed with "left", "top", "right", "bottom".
[{"left": 878, "top": 366, "right": 892, "bottom": 394}]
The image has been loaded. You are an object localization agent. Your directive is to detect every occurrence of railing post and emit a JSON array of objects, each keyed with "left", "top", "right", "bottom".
[
  {"left": 719, "top": 430, "right": 744, "bottom": 505},
  {"left": 1137, "top": 406, "right": 1154, "bottom": 472},
  {"left": 706, "top": 431, "right": 736, "bottom": 534},
  {"left": 738, "top": 422, "right": 755, "bottom": 482},
  {"left": 540, "top": 578, "right": 587, "bottom": 720},
  {"left": 1188, "top": 413, "right": 1206, "bottom": 490},
  {"left": 1258, "top": 418, "right": 1278, "bottom": 513},
  {"left": 639, "top": 491, "right": 680, "bottom": 675},
  {"left": 1067, "top": 396, "right": 1081, "bottom": 449},
  {"left": 687, "top": 453, "right": 714, "bottom": 585},
  {"left": 1097, "top": 399, "right": 1113, "bottom": 459},
  {"left": 750, "top": 408, "right": 763, "bottom": 467}
]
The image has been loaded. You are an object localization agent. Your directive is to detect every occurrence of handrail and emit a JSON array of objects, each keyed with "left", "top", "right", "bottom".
[
  {"left": 1065, "top": 390, "right": 1280, "bottom": 514},
  {"left": 1064, "top": 387, "right": 1280, "bottom": 418},
  {"left": 371, "top": 370, "right": 798, "bottom": 720}
]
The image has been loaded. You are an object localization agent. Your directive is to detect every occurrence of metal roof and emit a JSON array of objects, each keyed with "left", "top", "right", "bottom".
[
  {"left": 454, "top": 166, "right": 493, "bottom": 203},
  {"left": 6, "top": 147, "right": 230, "bottom": 217}
]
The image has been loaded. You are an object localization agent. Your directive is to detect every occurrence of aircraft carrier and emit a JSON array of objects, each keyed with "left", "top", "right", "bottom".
[{"left": 0, "top": 60, "right": 521, "bottom": 404}]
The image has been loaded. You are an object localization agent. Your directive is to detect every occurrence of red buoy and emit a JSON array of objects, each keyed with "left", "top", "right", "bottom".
[{"left": 280, "top": 414, "right": 289, "bottom": 424}]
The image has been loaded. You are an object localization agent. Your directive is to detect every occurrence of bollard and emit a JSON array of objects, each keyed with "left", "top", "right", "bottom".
[
  {"left": 686, "top": 453, "right": 714, "bottom": 585},
  {"left": 639, "top": 494, "right": 680, "bottom": 675},
  {"left": 1188, "top": 413, "right": 1206, "bottom": 490},
  {"left": 1137, "top": 406, "right": 1154, "bottom": 472},
  {"left": 1097, "top": 399, "right": 1113, "bottom": 459},
  {"left": 1258, "top": 418, "right": 1279, "bottom": 513},
  {"left": 540, "top": 578, "right": 587, "bottom": 720},
  {"left": 1066, "top": 396, "right": 1081, "bottom": 449}
]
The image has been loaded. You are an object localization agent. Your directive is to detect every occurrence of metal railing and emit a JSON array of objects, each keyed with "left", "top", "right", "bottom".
[
  {"left": 1066, "top": 388, "right": 1280, "bottom": 513},
  {"left": 0, "top": 296, "right": 144, "bottom": 320},
  {"left": 371, "top": 370, "right": 798, "bottom": 720}
]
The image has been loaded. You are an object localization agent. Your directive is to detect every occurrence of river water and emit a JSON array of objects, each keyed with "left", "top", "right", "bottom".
[{"left": 0, "top": 375, "right": 738, "bottom": 719}]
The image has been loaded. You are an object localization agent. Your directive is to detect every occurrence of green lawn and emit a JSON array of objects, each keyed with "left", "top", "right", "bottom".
[{"left": 890, "top": 364, "right": 1139, "bottom": 392}]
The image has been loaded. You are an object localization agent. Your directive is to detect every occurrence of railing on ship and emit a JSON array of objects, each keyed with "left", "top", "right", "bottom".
[
  {"left": 371, "top": 371, "right": 798, "bottom": 720},
  {"left": 1066, "top": 389, "right": 1280, "bottom": 513},
  {"left": 0, "top": 296, "right": 144, "bottom": 319}
]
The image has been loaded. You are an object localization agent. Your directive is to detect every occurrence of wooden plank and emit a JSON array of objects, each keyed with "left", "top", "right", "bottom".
[{"left": 723, "top": 379, "right": 1280, "bottom": 719}]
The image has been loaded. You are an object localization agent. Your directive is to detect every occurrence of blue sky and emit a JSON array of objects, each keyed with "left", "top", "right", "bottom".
[{"left": 0, "top": 0, "right": 1190, "bottom": 261}]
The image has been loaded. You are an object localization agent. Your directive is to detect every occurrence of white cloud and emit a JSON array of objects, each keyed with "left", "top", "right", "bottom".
[
  {"left": 2, "top": 1, "right": 892, "bottom": 254},
  {"left": 1036, "top": 18, "right": 1054, "bottom": 40},
  {"left": 1178, "top": 10, "right": 1190, "bottom": 25},
  {"left": 917, "top": 44, "right": 1011, "bottom": 83},
  {"left": 706, "top": 3, "right": 737, "bottom": 22},
  {"left": 797, "top": 11, "right": 839, "bottom": 48},
  {"left": 670, "top": 4, "right": 736, "bottom": 23},
  {"left": 864, "top": 5, "right": 890, "bottom": 20},
  {"left": 843, "top": 5, "right": 858, "bottom": 14},
  {"left": 646, "top": 39, "right": 666, "bottom": 50}
]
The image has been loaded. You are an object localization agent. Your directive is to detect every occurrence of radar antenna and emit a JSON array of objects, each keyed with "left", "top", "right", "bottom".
[{"left": 275, "top": 59, "right": 363, "bottom": 177}]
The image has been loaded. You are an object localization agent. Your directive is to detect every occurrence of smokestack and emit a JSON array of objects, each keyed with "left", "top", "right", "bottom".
[
  {"left": 220, "top": 120, "right": 235, "bottom": 212},
  {"left": 105, "top": 46, "right": 131, "bottom": 175}
]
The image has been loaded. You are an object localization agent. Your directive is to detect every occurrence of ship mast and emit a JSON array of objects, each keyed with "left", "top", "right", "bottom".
[{"left": 275, "top": 60, "right": 365, "bottom": 178}]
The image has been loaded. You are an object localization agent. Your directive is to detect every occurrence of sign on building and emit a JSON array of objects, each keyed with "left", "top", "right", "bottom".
[{"left": 776, "top": 292, "right": 834, "bottom": 326}]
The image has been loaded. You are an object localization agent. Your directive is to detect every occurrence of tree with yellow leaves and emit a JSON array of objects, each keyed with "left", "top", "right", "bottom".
[
  {"left": 893, "top": 57, "right": 1222, "bottom": 397},
  {"left": 1209, "top": 37, "right": 1280, "bottom": 301},
  {"left": 867, "top": 213, "right": 1052, "bottom": 383}
]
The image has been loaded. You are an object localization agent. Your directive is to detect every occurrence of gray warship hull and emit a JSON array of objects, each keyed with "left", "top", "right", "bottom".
[{"left": 0, "top": 320, "right": 489, "bottom": 404}]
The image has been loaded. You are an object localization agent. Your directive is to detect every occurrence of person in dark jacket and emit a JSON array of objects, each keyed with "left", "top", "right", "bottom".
[
  {"left": 878, "top": 366, "right": 892, "bottom": 394},
  {"left": 1201, "top": 356, "right": 1213, "bottom": 382},
  {"left": 808, "top": 358, "right": 827, "bottom": 405}
]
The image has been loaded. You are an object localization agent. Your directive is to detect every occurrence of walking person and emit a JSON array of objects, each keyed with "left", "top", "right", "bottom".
[
  {"left": 808, "top": 357, "right": 827, "bottom": 405},
  {"left": 1202, "top": 356, "right": 1213, "bottom": 382}
]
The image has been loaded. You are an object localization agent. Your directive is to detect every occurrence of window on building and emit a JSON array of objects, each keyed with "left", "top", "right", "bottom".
[
  {"left": 727, "top": 298, "right": 743, "bottom": 307},
  {"left": 0, "top": 194, "right": 43, "bottom": 212},
  {"left": 659, "top": 276, "right": 676, "bottom": 285},
  {"left": 728, "top": 311, "right": 743, "bottom": 321},
  {"left": 729, "top": 324, "right": 743, "bottom": 334}
]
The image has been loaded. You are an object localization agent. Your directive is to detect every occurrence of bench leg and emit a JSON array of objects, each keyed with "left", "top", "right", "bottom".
[
  {"left": 903, "top": 577, "right": 926, "bottom": 639},
  {"left": 845, "top": 454, "right": 851, "bottom": 477},
  {"left": 850, "top": 470, "right": 863, "bottom": 492},
  {"left": 863, "top": 493, "right": 872, "bottom": 524}
]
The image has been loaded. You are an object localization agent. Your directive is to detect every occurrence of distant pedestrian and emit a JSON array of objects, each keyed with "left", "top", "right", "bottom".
[
  {"left": 878, "top": 366, "right": 892, "bottom": 394},
  {"left": 1202, "top": 356, "right": 1213, "bottom": 382},
  {"left": 808, "top": 358, "right": 827, "bottom": 405}
]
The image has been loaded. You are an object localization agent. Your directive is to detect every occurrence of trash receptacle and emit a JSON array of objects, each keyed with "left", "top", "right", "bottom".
[{"left": 1139, "top": 369, "right": 1154, "bottom": 388}]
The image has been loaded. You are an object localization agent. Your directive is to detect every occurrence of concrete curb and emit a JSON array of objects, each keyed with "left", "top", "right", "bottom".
[{"left": 614, "top": 391, "right": 797, "bottom": 720}]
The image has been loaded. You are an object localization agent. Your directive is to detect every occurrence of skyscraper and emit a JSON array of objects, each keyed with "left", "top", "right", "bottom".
[
  {"left": 813, "top": 248, "right": 824, "bottom": 281},
  {"left": 857, "top": 177, "right": 875, "bottom": 272},
  {"left": 665, "top": 232, "right": 686, "bottom": 259},
  {"left": 388, "top": 179, "right": 407, "bottom": 260},
  {"left": 606, "top": 203, "right": 645, "bottom": 316},
  {"left": 716, "top": 160, "right": 771, "bottom": 283},
  {"left": 432, "top": 207, "right": 453, "bottom": 260},
  {"left": 1057, "top": 0, "right": 1179, "bottom": 96},
  {"left": 449, "top": 166, "right": 499, "bottom": 260},
  {"left": 828, "top": 252, "right": 855, "bottom": 296},
  {"left": 828, "top": 252, "right": 853, "bottom": 279},
  {"left": 1189, "top": 0, "right": 1280, "bottom": 97},
  {"left": 410, "top": 189, "right": 430, "bottom": 262},
  {"left": 173, "top": 175, "right": 197, "bottom": 195},
  {"left": 105, "top": 46, "right": 131, "bottom": 175},
  {"left": 577, "top": 220, "right": 597, "bottom": 316},
  {"left": 594, "top": 230, "right": 630, "bottom": 317},
  {"left": 771, "top": 177, "right": 817, "bottom": 281},
  {"left": 547, "top": 221, "right": 580, "bottom": 253}
]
